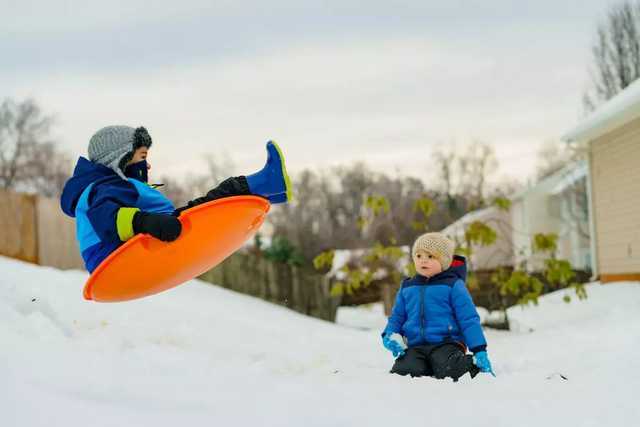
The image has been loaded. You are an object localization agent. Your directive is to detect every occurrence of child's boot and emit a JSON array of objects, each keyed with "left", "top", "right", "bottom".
[
  {"left": 267, "top": 192, "right": 288, "bottom": 204},
  {"left": 246, "top": 141, "right": 292, "bottom": 204}
]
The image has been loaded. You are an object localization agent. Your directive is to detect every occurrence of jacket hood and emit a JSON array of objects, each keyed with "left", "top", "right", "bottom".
[
  {"left": 411, "top": 255, "right": 467, "bottom": 285},
  {"left": 60, "top": 157, "right": 120, "bottom": 217}
]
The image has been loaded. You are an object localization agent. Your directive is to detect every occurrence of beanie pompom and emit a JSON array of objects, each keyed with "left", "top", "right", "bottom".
[{"left": 133, "top": 126, "right": 152, "bottom": 149}]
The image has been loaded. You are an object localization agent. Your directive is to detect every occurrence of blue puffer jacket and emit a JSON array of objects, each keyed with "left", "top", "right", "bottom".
[
  {"left": 382, "top": 256, "right": 487, "bottom": 353},
  {"left": 60, "top": 157, "right": 175, "bottom": 272}
]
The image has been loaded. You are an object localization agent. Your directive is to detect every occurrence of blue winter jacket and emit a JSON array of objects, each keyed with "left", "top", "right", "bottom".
[
  {"left": 382, "top": 256, "right": 487, "bottom": 353},
  {"left": 60, "top": 157, "right": 175, "bottom": 272}
]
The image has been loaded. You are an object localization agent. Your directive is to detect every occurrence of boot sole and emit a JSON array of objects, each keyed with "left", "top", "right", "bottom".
[{"left": 269, "top": 140, "right": 293, "bottom": 202}]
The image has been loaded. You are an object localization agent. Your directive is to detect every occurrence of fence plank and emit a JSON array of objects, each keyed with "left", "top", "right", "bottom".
[
  {"left": 199, "top": 252, "right": 341, "bottom": 322},
  {"left": 0, "top": 189, "right": 38, "bottom": 263},
  {"left": 36, "top": 196, "right": 84, "bottom": 270}
]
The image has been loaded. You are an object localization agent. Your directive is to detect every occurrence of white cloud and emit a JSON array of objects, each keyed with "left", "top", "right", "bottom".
[{"left": 3, "top": 1, "right": 612, "bottom": 188}]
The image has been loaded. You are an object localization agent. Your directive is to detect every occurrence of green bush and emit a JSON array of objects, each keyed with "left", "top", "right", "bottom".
[{"left": 264, "top": 236, "right": 305, "bottom": 267}]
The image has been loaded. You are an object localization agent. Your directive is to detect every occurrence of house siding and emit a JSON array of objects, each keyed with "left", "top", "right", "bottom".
[{"left": 590, "top": 115, "right": 640, "bottom": 280}]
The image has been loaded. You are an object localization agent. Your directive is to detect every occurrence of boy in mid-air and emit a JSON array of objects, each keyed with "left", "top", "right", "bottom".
[{"left": 61, "top": 125, "right": 291, "bottom": 272}]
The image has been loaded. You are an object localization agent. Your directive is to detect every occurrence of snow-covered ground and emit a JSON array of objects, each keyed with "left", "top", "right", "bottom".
[{"left": 1, "top": 255, "right": 639, "bottom": 427}]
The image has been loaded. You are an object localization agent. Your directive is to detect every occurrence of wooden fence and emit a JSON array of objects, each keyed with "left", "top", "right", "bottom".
[
  {"left": 199, "top": 252, "right": 341, "bottom": 321},
  {"left": 1, "top": 188, "right": 342, "bottom": 321},
  {"left": 0, "top": 188, "right": 84, "bottom": 269},
  {"left": 36, "top": 196, "right": 85, "bottom": 269},
  {"left": 0, "top": 189, "right": 38, "bottom": 263},
  {"left": 200, "top": 252, "right": 341, "bottom": 321}
]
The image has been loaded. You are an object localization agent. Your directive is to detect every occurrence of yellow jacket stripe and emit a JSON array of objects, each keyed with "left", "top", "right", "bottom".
[{"left": 116, "top": 207, "right": 140, "bottom": 241}]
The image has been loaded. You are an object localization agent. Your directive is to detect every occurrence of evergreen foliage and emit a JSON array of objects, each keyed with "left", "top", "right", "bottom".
[{"left": 264, "top": 235, "right": 305, "bottom": 267}]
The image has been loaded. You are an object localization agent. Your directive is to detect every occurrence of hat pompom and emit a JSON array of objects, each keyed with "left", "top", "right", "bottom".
[{"left": 133, "top": 126, "right": 152, "bottom": 149}]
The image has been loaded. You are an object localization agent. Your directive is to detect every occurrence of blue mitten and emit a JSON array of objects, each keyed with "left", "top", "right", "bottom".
[
  {"left": 382, "top": 332, "right": 407, "bottom": 358},
  {"left": 474, "top": 351, "right": 496, "bottom": 377}
]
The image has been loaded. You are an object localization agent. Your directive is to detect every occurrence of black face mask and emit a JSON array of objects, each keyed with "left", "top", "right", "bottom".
[{"left": 124, "top": 159, "right": 149, "bottom": 182}]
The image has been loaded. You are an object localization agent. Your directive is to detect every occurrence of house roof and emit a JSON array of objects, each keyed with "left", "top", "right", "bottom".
[
  {"left": 563, "top": 78, "right": 640, "bottom": 143},
  {"left": 511, "top": 160, "right": 587, "bottom": 201},
  {"left": 441, "top": 206, "right": 500, "bottom": 237}
]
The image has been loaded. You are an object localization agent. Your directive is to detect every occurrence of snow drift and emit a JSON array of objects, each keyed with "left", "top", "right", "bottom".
[{"left": 1, "top": 255, "right": 639, "bottom": 426}]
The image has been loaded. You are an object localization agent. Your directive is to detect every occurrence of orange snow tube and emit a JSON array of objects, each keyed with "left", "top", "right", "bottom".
[{"left": 83, "top": 196, "right": 270, "bottom": 302}]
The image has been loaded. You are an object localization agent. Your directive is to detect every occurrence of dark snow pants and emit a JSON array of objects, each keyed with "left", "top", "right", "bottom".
[
  {"left": 204, "top": 177, "right": 251, "bottom": 200},
  {"left": 174, "top": 177, "right": 251, "bottom": 215},
  {"left": 390, "top": 343, "right": 480, "bottom": 381}
]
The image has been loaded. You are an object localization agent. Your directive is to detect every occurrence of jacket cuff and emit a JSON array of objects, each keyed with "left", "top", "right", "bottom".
[
  {"left": 116, "top": 207, "right": 140, "bottom": 241},
  {"left": 470, "top": 345, "right": 487, "bottom": 354},
  {"left": 381, "top": 329, "right": 396, "bottom": 338}
]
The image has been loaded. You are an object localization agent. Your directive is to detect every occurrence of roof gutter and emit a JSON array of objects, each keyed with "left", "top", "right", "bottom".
[{"left": 563, "top": 78, "right": 640, "bottom": 143}]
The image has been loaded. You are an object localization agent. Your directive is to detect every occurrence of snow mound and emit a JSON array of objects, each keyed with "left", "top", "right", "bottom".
[{"left": 1, "top": 255, "right": 639, "bottom": 426}]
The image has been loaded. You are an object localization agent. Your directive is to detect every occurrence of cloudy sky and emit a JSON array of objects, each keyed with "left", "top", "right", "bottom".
[{"left": 2, "top": 0, "right": 619, "bottom": 187}]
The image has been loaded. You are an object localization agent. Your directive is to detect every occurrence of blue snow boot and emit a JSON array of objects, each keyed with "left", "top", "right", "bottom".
[
  {"left": 267, "top": 192, "right": 288, "bottom": 204},
  {"left": 246, "top": 141, "right": 292, "bottom": 204}
]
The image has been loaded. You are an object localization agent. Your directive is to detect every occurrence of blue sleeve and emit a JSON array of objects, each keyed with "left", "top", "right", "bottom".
[
  {"left": 86, "top": 181, "right": 139, "bottom": 244},
  {"left": 383, "top": 286, "right": 406, "bottom": 336},
  {"left": 451, "top": 279, "right": 487, "bottom": 352}
]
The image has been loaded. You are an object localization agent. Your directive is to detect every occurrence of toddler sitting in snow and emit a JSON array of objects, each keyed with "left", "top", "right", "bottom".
[
  {"left": 61, "top": 125, "right": 291, "bottom": 273},
  {"left": 381, "top": 232, "right": 494, "bottom": 381}
]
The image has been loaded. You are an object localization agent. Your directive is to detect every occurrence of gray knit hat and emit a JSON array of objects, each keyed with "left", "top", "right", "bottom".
[{"left": 88, "top": 125, "right": 152, "bottom": 179}]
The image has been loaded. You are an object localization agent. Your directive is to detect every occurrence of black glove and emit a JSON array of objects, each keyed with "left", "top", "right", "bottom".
[{"left": 132, "top": 211, "right": 182, "bottom": 242}]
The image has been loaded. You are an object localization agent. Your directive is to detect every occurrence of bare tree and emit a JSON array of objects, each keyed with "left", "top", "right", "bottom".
[
  {"left": 158, "top": 151, "right": 237, "bottom": 207},
  {"left": 203, "top": 152, "right": 236, "bottom": 187},
  {"left": 431, "top": 141, "right": 498, "bottom": 219},
  {"left": 26, "top": 141, "right": 72, "bottom": 197},
  {"left": 0, "top": 98, "right": 51, "bottom": 188},
  {"left": 268, "top": 164, "right": 429, "bottom": 264},
  {"left": 458, "top": 141, "right": 498, "bottom": 207},
  {"left": 584, "top": 1, "right": 640, "bottom": 112},
  {"left": 534, "top": 140, "right": 575, "bottom": 181},
  {"left": 364, "top": 174, "right": 429, "bottom": 244},
  {"left": 268, "top": 169, "right": 333, "bottom": 262},
  {"left": 0, "top": 98, "right": 70, "bottom": 197},
  {"left": 157, "top": 175, "right": 191, "bottom": 207},
  {"left": 433, "top": 146, "right": 456, "bottom": 197}
]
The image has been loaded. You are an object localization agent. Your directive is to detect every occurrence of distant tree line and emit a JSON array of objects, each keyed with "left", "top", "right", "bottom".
[
  {"left": 0, "top": 98, "right": 526, "bottom": 268},
  {"left": 265, "top": 143, "right": 522, "bottom": 268},
  {"left": 2, "top": 97, "right": 583, "bottom": 272},
  {"left": 0, "top": 98, "right": 70, "bottom": 197}
]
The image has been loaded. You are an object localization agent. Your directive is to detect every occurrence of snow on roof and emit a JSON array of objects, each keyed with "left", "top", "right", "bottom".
[
  {"left": 440, "top": 205, "right": 500, "bottom": 238},
  {"left": 511, "top": 160, "right": 587, "bottom": 201},
  {"left": 563, "top": 78, "right": 640, "bottom": 143},
  {"left": 549, "top": 162, "right": 587, "bottom": 195}
]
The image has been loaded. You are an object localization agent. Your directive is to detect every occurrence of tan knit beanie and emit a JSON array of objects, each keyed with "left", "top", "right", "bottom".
[{"left": 412, "top": 232, "right": 455, "bottom": 270}]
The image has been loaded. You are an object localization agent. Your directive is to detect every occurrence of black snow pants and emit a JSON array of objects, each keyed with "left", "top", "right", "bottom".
[
  {"left": 390, "top": 343, "right": 480, "bottom": 382},
  {"left": 174, "top": 176, "right": 252, "bottom": 215}
]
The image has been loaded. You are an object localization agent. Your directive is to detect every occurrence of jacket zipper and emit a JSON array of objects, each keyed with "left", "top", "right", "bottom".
[{"left": 420, "top": 285, "right": 425, "bottom": 340}]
